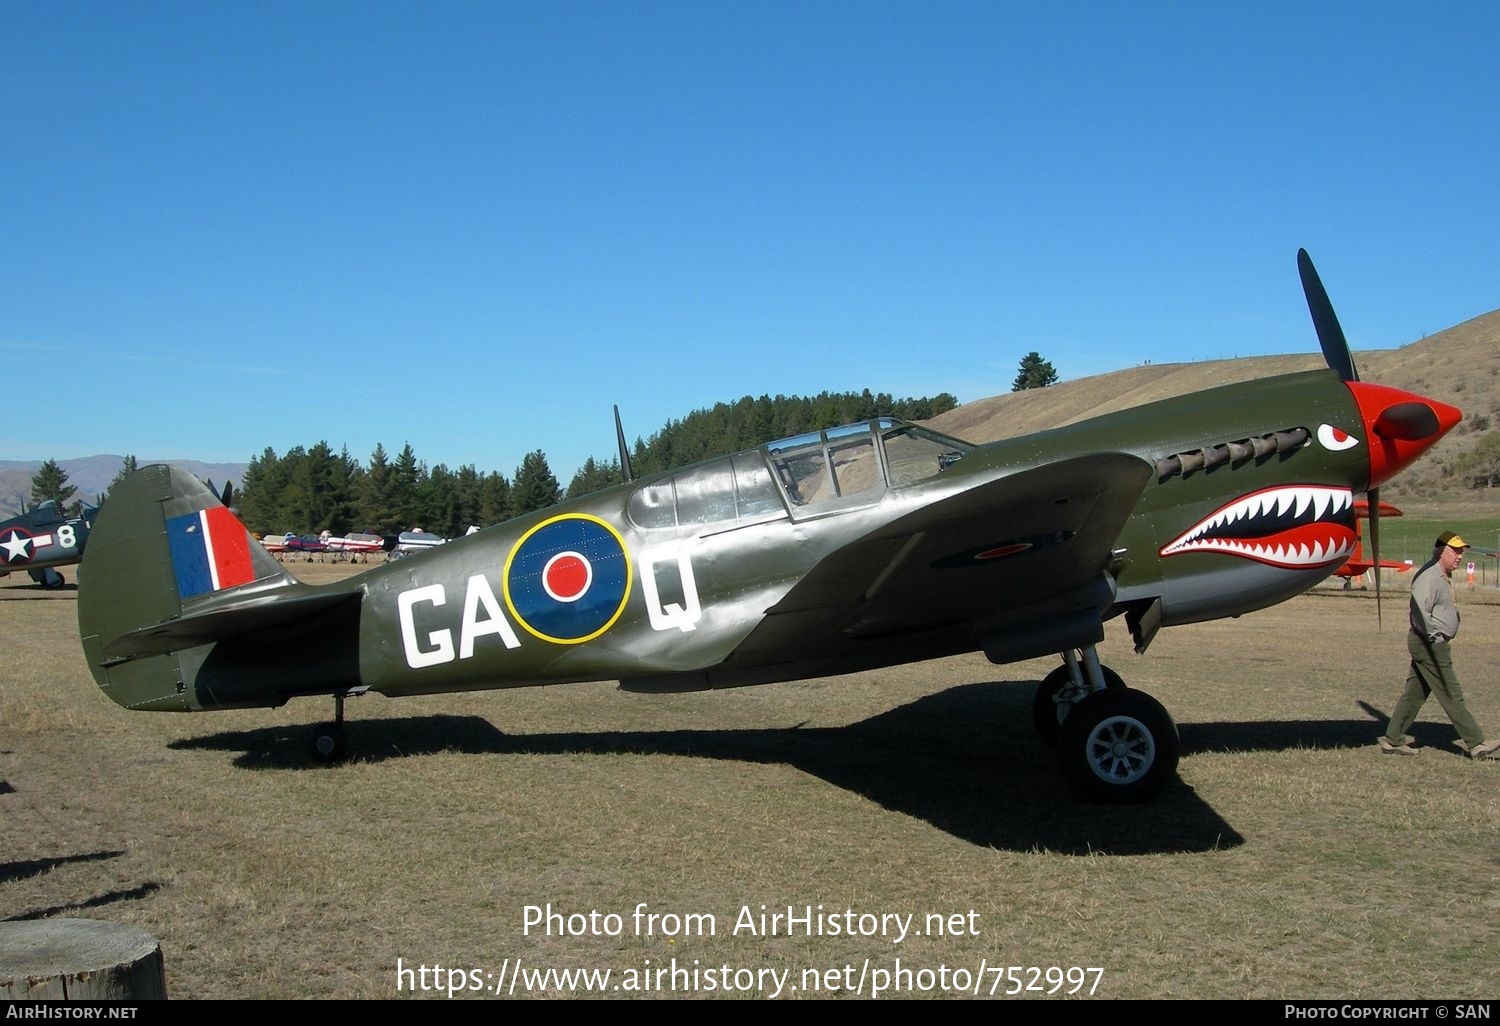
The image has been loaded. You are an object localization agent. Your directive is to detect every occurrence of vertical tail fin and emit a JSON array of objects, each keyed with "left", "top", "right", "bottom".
[{"left": 77, "top": 465, "right": 300, "bottom": 710}]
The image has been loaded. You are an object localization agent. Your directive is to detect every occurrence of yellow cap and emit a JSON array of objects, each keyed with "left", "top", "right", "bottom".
[{"left": 1436, "top": 531, "right": 1468, "bottom": 551}]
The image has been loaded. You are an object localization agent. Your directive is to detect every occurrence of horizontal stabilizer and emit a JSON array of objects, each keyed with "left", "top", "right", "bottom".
[{"left": 104, "top": 584, "right": 359, "bottom": 659}]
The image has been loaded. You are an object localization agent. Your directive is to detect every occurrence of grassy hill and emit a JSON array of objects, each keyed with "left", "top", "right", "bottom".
[{"left": 927, "top": 308, "right": 1500, "bottom": 520}]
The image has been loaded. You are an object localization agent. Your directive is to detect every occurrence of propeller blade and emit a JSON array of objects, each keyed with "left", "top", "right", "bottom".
[
  {"left": 1368, "top": 485, "right": 1382, "bottom": 630},
  {"left": 1374, "top": 402, "right": 1443, "bottom": 441},
  {"left": 220, "top": 481, "right": 235, "bottom": 508},
  {"left": 1298, "top": 249, "right": 1359, "bottom": 383}
]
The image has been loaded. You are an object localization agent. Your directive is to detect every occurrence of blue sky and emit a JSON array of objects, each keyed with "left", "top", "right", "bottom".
[{"left": 4, "top": 1, "right": 1497, "bottom": 482}]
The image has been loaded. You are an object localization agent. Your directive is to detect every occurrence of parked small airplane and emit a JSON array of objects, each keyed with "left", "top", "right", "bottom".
[
  {"left": 257, "top": 532, "right": 292, "bottom": 555},
  {"left": 0, "top": 500, "right": 94, "bottom": 589},
  {"left": 388, "top": 530, "right": 445, "bottom": 559},
  {"left": 1332, "top": 499, "right": 1411, "bottom": 589},
  {"left": 74, "top": 252, "right": 1461, "bottom": 802},
  {"left": 326, "top": 533, "right": 386, "bottom": 561}
]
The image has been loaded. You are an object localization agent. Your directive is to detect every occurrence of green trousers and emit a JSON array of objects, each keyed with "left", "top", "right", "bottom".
[{"left": 1384, "top": 630, "right": 1485, "bottom": 749}]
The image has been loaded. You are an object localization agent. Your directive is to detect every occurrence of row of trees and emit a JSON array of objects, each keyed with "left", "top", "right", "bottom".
[
  {"left": 231, "top": 388, "right": 959, "bottom": 537},
  {"left": 21, "top": 381, "right": 992, "bottom": 535},
  {"left": 234, "top": 443, "right": 564, "bottom": 539}
]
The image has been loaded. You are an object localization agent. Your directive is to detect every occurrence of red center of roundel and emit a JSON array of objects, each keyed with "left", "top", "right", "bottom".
[
  {"left": 976, "top": 542, "right": 1031, "bottom": 560},
  {"left": 543, "top": 551, "right": 592, "bottom": 602}
]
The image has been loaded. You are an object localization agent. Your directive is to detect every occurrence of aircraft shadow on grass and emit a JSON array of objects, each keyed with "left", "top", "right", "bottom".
[
  {"left": 0, "top": 849, "right": 125, "bottom": 886},
  {"left": 172, "top": 680, "right": 1260, "bottom": 855},
  {"left": 0, "top": 850, "right": 163, "bottom": 923},
  {"left": 0, "top": 584, "right": 78, "bottom": 600},
  {"left": 6, "top": 883, "right": 163, "bottom": 923}
]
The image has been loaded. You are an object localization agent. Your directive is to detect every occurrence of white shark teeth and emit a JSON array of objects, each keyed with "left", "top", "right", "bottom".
[{"left": 1161, "top": 486, "right": 1355, "bottom": 566}]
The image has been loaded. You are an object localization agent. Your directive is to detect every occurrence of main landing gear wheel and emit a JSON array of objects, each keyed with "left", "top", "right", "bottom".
[
  {"left": 310, "top": 723, "right": 349, "bottom": 763},
  {"left": 1032, "top": 664, "right": 1123, "bottom": 747},
  {"left": 1057, "top": 688, "right": 1179, "bottom": 804}
]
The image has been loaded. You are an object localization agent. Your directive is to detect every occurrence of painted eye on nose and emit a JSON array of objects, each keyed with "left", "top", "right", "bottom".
[{"left": 1317, "top": 424, "right": 1360, "bottom": 451}]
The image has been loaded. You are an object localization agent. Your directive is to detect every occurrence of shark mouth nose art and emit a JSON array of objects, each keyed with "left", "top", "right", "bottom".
[{"left": 1160, "top": 485, "right": 1356, "bottom": 569}]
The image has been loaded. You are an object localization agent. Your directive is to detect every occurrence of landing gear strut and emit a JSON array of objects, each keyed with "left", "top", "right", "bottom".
[
  {"left": 1032, "top": 648, "right": 1122, "bottom": 747},
  {"left": 1036, "top": 645, "right": 1179, "bottom": 803},
  {"left": 310, "top": 693, "right": 350, "bottom": 763},
  {"left": 29, "top": 567, "right": 65, "bottom": 589}
]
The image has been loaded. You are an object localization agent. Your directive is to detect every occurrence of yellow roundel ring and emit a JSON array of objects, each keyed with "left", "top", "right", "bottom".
[{"left": 502, "top": 513, "right": 633, "bottom": 644}]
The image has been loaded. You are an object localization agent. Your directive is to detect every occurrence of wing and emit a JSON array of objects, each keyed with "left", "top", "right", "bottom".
[{"left": 720, "top": 451, "right": 1153, "bottom": 674}]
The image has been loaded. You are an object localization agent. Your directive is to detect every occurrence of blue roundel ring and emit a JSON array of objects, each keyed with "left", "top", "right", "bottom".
[{"left": 502, "top": 513, "right": 633, "bottom": 644}]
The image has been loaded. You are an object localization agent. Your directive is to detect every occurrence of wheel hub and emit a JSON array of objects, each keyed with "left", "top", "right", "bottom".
[{"left": 1086, "top": 715, "right": 1155, "bottom": 784}]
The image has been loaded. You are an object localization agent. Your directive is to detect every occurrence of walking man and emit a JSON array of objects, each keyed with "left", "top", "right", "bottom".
[{"left": 1380, "top": 532, "right": 1499, "bottom": 759}]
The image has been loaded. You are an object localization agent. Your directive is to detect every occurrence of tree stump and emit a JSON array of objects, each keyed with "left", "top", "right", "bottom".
[{"left": 0, "top": 919, "right": 166, "bottom": 999}]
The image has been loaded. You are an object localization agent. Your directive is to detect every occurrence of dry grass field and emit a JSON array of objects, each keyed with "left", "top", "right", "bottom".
[{"left": 2, "top": 562, "right": 1497, "bottom": 1000}]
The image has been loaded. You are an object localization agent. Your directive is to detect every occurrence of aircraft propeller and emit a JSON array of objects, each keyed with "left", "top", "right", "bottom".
[
  {"left": 205, "top": 479, "right": 235, "bottom": 510},
  {"left": 1298, "top": 249, "right": 1358, "bottom": 384},
  {"left": 1299, "top": 248, "right": 1405, "bottom": 628}
]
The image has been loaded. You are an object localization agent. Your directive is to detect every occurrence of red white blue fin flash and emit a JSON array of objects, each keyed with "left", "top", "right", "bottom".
[{"left": 167, "top": 507, "right": 257, "bottom": 599}]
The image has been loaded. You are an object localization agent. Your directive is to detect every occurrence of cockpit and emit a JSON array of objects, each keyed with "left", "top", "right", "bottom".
[{"left": 626, "top": 418, "right": 972, "bottom": 532}]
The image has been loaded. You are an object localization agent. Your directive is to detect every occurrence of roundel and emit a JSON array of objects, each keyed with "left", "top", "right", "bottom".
[
  {"left": 502, "top": 514, "right": 632, "bottom": 644},
  {"left": 0, "top": 527, "right": 37, "bottom": 565}
]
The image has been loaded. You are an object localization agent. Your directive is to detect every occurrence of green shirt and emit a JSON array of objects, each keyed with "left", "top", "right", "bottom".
[{"left": 1408, "top": 558, "right": 1460, "bottom": 640}]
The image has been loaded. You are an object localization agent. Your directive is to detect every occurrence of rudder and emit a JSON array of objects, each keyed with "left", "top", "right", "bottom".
[{"left": 77, "top": 465, "right": 297, "bottom": 710}]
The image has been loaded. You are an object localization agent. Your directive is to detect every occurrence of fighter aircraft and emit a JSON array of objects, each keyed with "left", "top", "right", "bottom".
[
  {"left": 0, "top": 499, "right": 94, "bottom": 589},
  {"left": 74, "top": 251, "right": 1461, "bottom": 802}
]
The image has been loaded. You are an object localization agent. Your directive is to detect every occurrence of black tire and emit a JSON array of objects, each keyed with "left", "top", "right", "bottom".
[
  {"left": 1057, "top": 688, "right": 1178, "bottom": 803},
  {"left": 310, "top": 723, "right": 349, "bottom": 764},
  {"left": 1032, "top": 663, "right": 1123, "bottom": 747}
]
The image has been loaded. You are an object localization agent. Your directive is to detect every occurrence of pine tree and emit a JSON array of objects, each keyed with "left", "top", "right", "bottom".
[
  {"left": 1011, "top": 352, "right": 1059, "bottom": 391},
  {"left": 479, "top": 472, "right": 513, "bottom": 527},
  {"left": 237, "top": 447, "right": 286, "bottom": 535},
  {"left": 357, "top": 443, "right": 401, "bottom": 534},
  {"left": 566, "top": 457, "right": 624, "bottom": 499},
  {"left": 391, "top": 443, "right": 425, "bottom": 529},
  {"left": 512, "top": 451, "right": 562, "bottom": 515},
  {"left": 30, "top": 459, "right": 77, "bottom": 510},
  {"left": 104, "top": 455, "right": 139, "bottom": 502}
]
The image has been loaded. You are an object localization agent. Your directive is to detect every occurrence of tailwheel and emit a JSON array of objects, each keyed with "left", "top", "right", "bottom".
[
  {"left": 310, "top": 692, "right": 351, "bottom": 763},
  {"left": 310, "top": 723, "right": 349, "bottom": 763},
  {"left": 1058, "top": 688, "right": 1179, "bottom": 803},
  {"left": 1033, "top": 663, "right": 1123, "bottom": 747}
]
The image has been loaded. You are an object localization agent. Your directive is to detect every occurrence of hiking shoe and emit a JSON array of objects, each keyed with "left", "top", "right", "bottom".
[
  {"left": 1379, "top": 737, "right": 1419, "bottom": 756},
  {"left": 1470, "top": 740, "right": 1500, "bottom": 761}
]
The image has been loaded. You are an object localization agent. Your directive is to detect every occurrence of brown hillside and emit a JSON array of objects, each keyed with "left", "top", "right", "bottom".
[{"left": 927, "top": 308, "right": 1500, "bottom": 516}]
